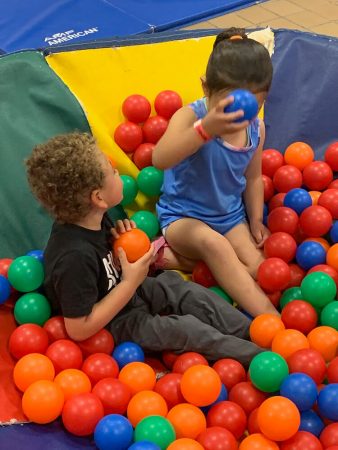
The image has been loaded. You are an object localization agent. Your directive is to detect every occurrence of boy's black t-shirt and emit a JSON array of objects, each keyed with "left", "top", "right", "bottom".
[{"left": 44, "top": 214, "right": 121, "bottom": 318}]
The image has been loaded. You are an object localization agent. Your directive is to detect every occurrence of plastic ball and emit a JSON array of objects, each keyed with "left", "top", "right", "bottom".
[
  {"left": 134, "top": 416, "right": 176, "bottom": 450},
  {"left": 309, "top": 190, "right": 322, "bottom": 205},
  {"left": 130, "top": 210, "right": 160, "bottom": 240},
  {"left": 262, "top": 175, "right": 274, "bottom": 202},
  {"left": 299, "top": 205, "right": 333, "bottom": 237},
  {"left": 143, "top": 116, "right": 168, "bottom": 144},
  {"left": 224, "top": 89, "right": 258, "bottom": 122},
  {"left": 318, "top": 189, "right": 338, "bottom": 219},
  {"left": 14, "top": 292, "right": 51, "bottom": 326},
  {"left": 9, "top": 323, "right": 49, "bottom": 359},
  {"left": 137, "top": 166, "right": 164, "bottom": 197},
  {"left": 92, "top": 378, "right": 131, "bottom": 415},
  {"left": 173, "top": 352, "right": 208, "bottom": 374},
  {"left": 54, "top": 368, "right": 91, "bottom": 400},
  {"left": 62, "top": 392, "right": 104, "bottom": 436},
  {"left": 318, "top": 384, "right": 338, "bottom": 421},
  {"left": 43, "top": 315, "right": 68, "bottom": 342},
  {"left": 22, "top": 380, "right": 64, "bottom": 424},
  {"left": 207, "top": 400, "right": 246, "bottom": 440},
  {"left": 272, "top": 329, "right": 309, "bottom": 360},
  {"left": 327, "top": 243, "right": 338, "bottom": 271},
  {"left": 0, "top": 257, "right": 12, "bottom": 277},
  {"left": 331, "top": 221, "right": 338, "bottom": 243},
  {"left": 154, "top": 90, "right": 183, "bottom": 120},
  {"left": 197, "top": 426, "right": 238, "bottom": 450},
  {"left": 249, "top": 313, "right": 285, "bottom": 348},
  {"left": 264, "top": 232, "right": 297, "bottom": 263},
  {"left": 118, "top": 362, "right": 156, "bottom": 394},
  {"left": 166, "top": 403, "right": 206, "bottom": 439},
  {"left": 94, "top": 414, "right": 134, "bottom": 450},
  {"left": 325, "top": 141, "right": 338, "bottom": 171},
  {"left": 249, "top": 350, "right": 289, "bottom": 393},
  {"left": 192, "top": 261, "right": 216, "bottom": 288},
  {"left": 180, "top": 364, "right": 221, "bottom": 407},
  {"left": 267, "top": 207, "right": 299, "bottom": 235},
  {"left": 0, "top": 274, "right": 11, "bottom": 303},
  {"left": 127, "top": 390, "right": 168, "bottom": 427},
  {"left": 113, "top": 228, "right": 150, "bottom": 262},
  {"left": 167, "top": 439, "right": 203, "bottom": 450},
  {"left": 284, "top": 188, "right": 312, "bottom": 214},
  {"left": 321, "top": 301, "right": 338, "bottom": 329},
  {"left": 296, "top": 241, "right": 326, "bottom": 270},
  {"left": 287, "top": 264, "right": 306, "bottom": 288},
  {"left": 307, "top": 326, "right": 338, "bottom": 362},
  {"left": 229, "top": 381, "right": 267, "bottom": 415},
  {"left": 155, "top": 373, "right": 184, "bottom": 409},
  {"left": 120, "top": 175, "right": 138, "bottom": 206},
  {"left": 77, "top": 328, "right": 114, "bottom": 356},
  {"left": 299, "top": 410, "right": 324, "bottom": 436},
  {"left": 26, "top": 249, "right": 44, "bottom": 262},
  {"left": 280, "top": 431, "right": 323, "bottom": 450},
  {"left": 305, "top": 237, "right": 330, "bottom": 252},
  {"left": 239, "top": 433, "right": 279, "bottom": 450},
  {"left": 114, "top": 121, "right": 143, "bottom": 152},
  {"left": 8, "top": 256, "right": 44, "bottom": 292},
  {"left": 133, "top": 143, "right": 155, "bottom": 169},
  {"left": 320, "top": 423, "right": 338, "bottom": 448},
  {"left": 262, "top": 149, "right": 284, "bottom": 178},
  {"left": 201, "top": 384, "right": 228, "bottom": 414},
  {"left": 281, "top": 300, "right": 318, "bottom": 334},
  {"left": 46, "top": 339, "right": 83, "bottom": 373},
  {"left": 280, "top": 287, "right": 303, "bottom": 309},
  {"left": 129, "top": 442, "right": 161, "bottom": 450},
  {"left": 212, "top": 359, "right": 246, "bottom": 390},
  {"left": 284, "top": 142, "right": 314, "bottom": 170},
  {"left": 122, "top": 94, "right": 151, "bottom": 123},
  {"left": 269, "top": 192, "right": 286, "bottom": 212},
  {"left": 303, "top": 161, "right": 333, "bottom": 191},
  {"left": 273, "top": 165, "right": 303, "bottom": 193},
  {"left": 113, "top": 341, "right": 145, "bottom": 368},
  {"left": 257, "top": 257, "right": 291, "bottom": 292},
  {"left": 287, "top": 348, "right": 327, "bottom": 384},
  {"left": 82, "top": 353, "right": 119, "bottom": 385},
  {"left": 280, "top": 373, "right": 318, "bottom": 411},
  {"left": 13, "top": 353, "right": 55, "bottom": 392},
  {"left": 301, "top": 271, "right": 337, "bottom": 309}
]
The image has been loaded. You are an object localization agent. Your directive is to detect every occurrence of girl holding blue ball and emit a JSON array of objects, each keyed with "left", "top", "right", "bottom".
[{"left": 153, "top": 28, "right": 278, "bottom": 317}]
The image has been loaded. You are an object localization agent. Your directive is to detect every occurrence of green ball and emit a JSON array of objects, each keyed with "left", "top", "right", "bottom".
[
  {"left": 320, "top": 300, "right": 338, "bottom": 330},
  {"left": 301, "top": 272, "right": 337, "bottom": 309},
  {"left": 131, "top": 210, "right": 160, "bottom": 240},
  {"left": 279, "top": 287, "right": 302, "bottom": 310},
  {"left": 209, "top": 286, "right": 233, "bottom": 305},
  {"left": 14, "top": 292, "right": 51, "bottom": 326},
  {"left": 8, "top": 256, "right": 44, "bottom": 292},
  {"left": 249, "top": 351, "right": 289, "bottom": 392},
  {"left": 134, "top": 416, "right": 176, "bottom": 450},
  {"left": 137, "top": 167, "right": 164, "bottom": 197},
  {"left": 120, "top": 175, "right": 138, "bottom": 206}
]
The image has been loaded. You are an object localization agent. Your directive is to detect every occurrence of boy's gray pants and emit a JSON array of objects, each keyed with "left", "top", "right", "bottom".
[{"left": 109, "top": 271, "right": 262, "bottom": 367}]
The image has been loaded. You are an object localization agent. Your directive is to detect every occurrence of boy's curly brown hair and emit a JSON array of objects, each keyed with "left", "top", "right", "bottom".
[{"left": 26, "top": 132, "right": 105, "bottom": 223}]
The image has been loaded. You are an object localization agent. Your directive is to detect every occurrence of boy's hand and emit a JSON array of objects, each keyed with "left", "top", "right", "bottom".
[
  {"left": 201, "top": 96, "right": 250, "bottom": 137},
  {"left": 111, "top": 219, "right": 136, "bottom": 239},
  {"left": 250, "top": 220, "right": 270, "bottom": 248},
  {"left": 117, "top": 244, "right": 155, "bottom": 287}
]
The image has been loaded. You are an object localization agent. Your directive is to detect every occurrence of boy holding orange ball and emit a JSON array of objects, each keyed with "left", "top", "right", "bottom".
[{"left": 26, "top": 132, "right": 262, "bottom": 366}]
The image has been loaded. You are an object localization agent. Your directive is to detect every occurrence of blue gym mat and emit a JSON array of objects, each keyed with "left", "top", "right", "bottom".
[{"left": 0, "top": 0, "right": 262, "bottom": 53}]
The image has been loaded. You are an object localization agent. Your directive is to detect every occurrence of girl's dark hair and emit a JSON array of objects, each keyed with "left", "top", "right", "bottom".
[{"left": 206, "top": 27, "right": 273, "bottom": 94}]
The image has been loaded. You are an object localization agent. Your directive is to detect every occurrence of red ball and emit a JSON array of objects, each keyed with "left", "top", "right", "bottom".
[
  {"left": 287, "top": 264, "right": 306, "bottom": 288},
  {"left": 9, "top": 324, "right": 49, "bottom": 359},
  {"left": 281, "top": 300, "right": 318, "bottom": 334},
  {"left": 327, "top": 356, "right": 338, "bottom": 383},
  {"left": 262, "top": 149, "right": 284, "bottom": 178},
  {"left": 287, "top": 348, "right": 327, "bottom": 384},
  {"left": 329, "top": 179, "right": 338, "bottom": 190},
  {"left": 154, "top": 373, "right": 185, "bottom": 409},
  {"left": 77, "top": 329, "right": 114, "bottom": 357},
  {"left": 303, "top": 161, "right": 333, "bottom": 191},
  {"left": 45, "top": 339, "right": 83, "bottom": 374},
  {"left": 267, "top": 291, "right": 282, "bottom": 308},
  {"left": 268, "top": 207, "right": 299, "bottom": 235},
  {"left": 162, "top": 350, "right": 178, "bottom": 369},
  {"left": 273, "top": 165, "right": 303, "bottom": 193},
  {"left": 257, "top": 257, "right": 291, "bottom": 292},
  {"left": 320, "top": 423, "right": 338, "bottom": 448},
  {"left": 62, "top": 393, "right": 104, "bottom": 436},
  {"left": 318, "top": 189, "right": 338, "bottom": 219},
  {"left": 262, "top": 175, "right": 275, "bottom": 202},
  {"left": 92, "top": 377, "right": 131, "bottom": 415},
  {"left": 212, "top": 359, "right": 246, "bottom": 391},
  {"left": 207, "top": 401, "right": 247, "bottom": 439},
  {"left": 280, "top": 431, "right": 323, "bottom": 450},
  {"left": 43, "top": 316, "right": 68, "bottom": 342},
  {"left": 264, "top": 232, "right": 297, "bottom": 263},
  {"left": 248, "top": 408, "right": 260, "bottom": 434},
  {"left": 133, "top": 143, "right": 155, "bottom": 169},
  {"left": 114, "top": 121, "right": 143, "bottom": 152},
  {"left": 82, "top": 353, "right": 119, "bottom": 385},
  {"left": 154, "top": 90, "right": 183, "bottom": 120},
  {"left": 308, "top": 264, "right": 338, "bottom": 290},
  {"left": 325, "top": 142, "right": 338, "bottom": 171},
  {"left": 173, "top": 352, "right": 208, "bottom": 374},
  {"left": 299, "top": 205, "right": 333, "bottom": 237},
  {"left": 197, "top": 426, "right": 238, "bottom": 450},
  {"left": 142, "top": 116, "right": 168, "bottom": 144},
  {"left": 269, "top": 193, "right": 286, "bottom": 212},
  {"left": 192, "top": 261, "right": 216, "bottom": 288},
  {"left": 122, "top": 94, "right": 151, "bottom": 123},
  {"left": 229, "top": 381, "right": 267, "bottom": 415},
  {"left": 0, "top": 258, "right": 13, "bottom": 277}
]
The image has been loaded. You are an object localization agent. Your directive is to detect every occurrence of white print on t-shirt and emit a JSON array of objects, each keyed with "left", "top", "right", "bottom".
[{"left": 103, "top": 251, "right": 120, "bottom": 291}]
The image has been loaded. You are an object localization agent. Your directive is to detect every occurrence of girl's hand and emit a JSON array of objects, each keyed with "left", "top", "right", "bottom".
[
  {"left": 111, "top": 219, "right": 136, "bottom": 240},
  {"left": 201, "top": 96, "right": 250, "bottom": 137},
  {"left": 117, "top": 244, "right": 155, "bottom": 288},
  {"left": 250, "top": 221, "right": 270, "bottom": 248}
]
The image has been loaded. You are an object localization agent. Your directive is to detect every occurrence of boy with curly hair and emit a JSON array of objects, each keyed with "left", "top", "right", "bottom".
[{"left": 26, "top": 132, "right": 262, "bottom": 366}]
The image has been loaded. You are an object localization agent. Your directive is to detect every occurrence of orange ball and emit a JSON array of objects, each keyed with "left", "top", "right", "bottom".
[
  {"left": 180, "top": 365, "right": 221, "bottom": 407},
  {"left": 167, "top": 438, "right": 204, "bottom": 450},
  {"left": 304, "top": 237, "right": 330, "bottom": 252},
  {"left": 113, "top": 228, "right": 150, "bottom": 262},
  {"left": 327, "top": 243, "right": 338, "bottom": 271},
  {"left": 118, "top": 362, "right": 156, "bottom": 395},
  {"left": 309, "top": 191, "right": 322, "bottom": 205},
  {"left": 250, "top": 314, "right": 285, "bottom": 348},
  {"left": 167, "top": 403, "right": 207, "bottom": 439},
  {"left": 257, "top": 396, "right": 300, "bottom": 441},
  {"left": 307, "top": 326, "right": 338, "bottom": 362},
  {"left": 22, "top": 380, "right": 64, "bottom": 424},
  {"left": 271, "top": 329, "right": 309, "bottom": 359},
  {"left": 239, "top": 433, "right": 279, "bottom": 450},
  {"left": 284, "top": 142, "right": 314, "bottom": 170},
  {"left": 54, "top": 368, "right": 91, "bottom": 401},
  {"left": 127, "top": 390, "right": 168, "bottom": 427},
  {"left": 13, "top": 353, "right": 55, "bottom": 392}
]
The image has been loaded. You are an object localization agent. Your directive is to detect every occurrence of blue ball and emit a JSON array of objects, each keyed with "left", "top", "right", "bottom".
[
  {"left": 330, "top": 221, "right": 338, "bottom": 243},
  {"left": 299, "top": 410, "right": 325, "bottom": 436},
  {"left": 280, "top": 373, "right": 318, "bottom": 411},
  {"left": 0, "top": 275, "right": 11, "bottom": 304},
  {"left": 284, "top": 188, "right": 312, "bottom": 215},
  {"left": 94, "top": 414, "right": 133, "bottom": 450},
  {"left": 26, "top": 249, "right": 44, "bottom": 263},
  {"left": 129, "top": 442, "right": 161, "bottom": 450},
  {"left": 318, "top": 383, "right": 338, "bottom": 421},
  {"left": 224, "top": 89, "right": 258, "bottom": 122},
  {"left": 201, "top": 384, "right": 228, "bottom": 414},
  {"left": 296, "top": 241, "right": 326, "bottom": 270},
  {"left": 113, "top": 341, "right": 145, "bottom": 368}
]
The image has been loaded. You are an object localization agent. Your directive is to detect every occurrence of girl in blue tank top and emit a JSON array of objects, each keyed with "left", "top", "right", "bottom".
[{"left": 153, "top": 27, "right": 279, "bottom": 317}]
